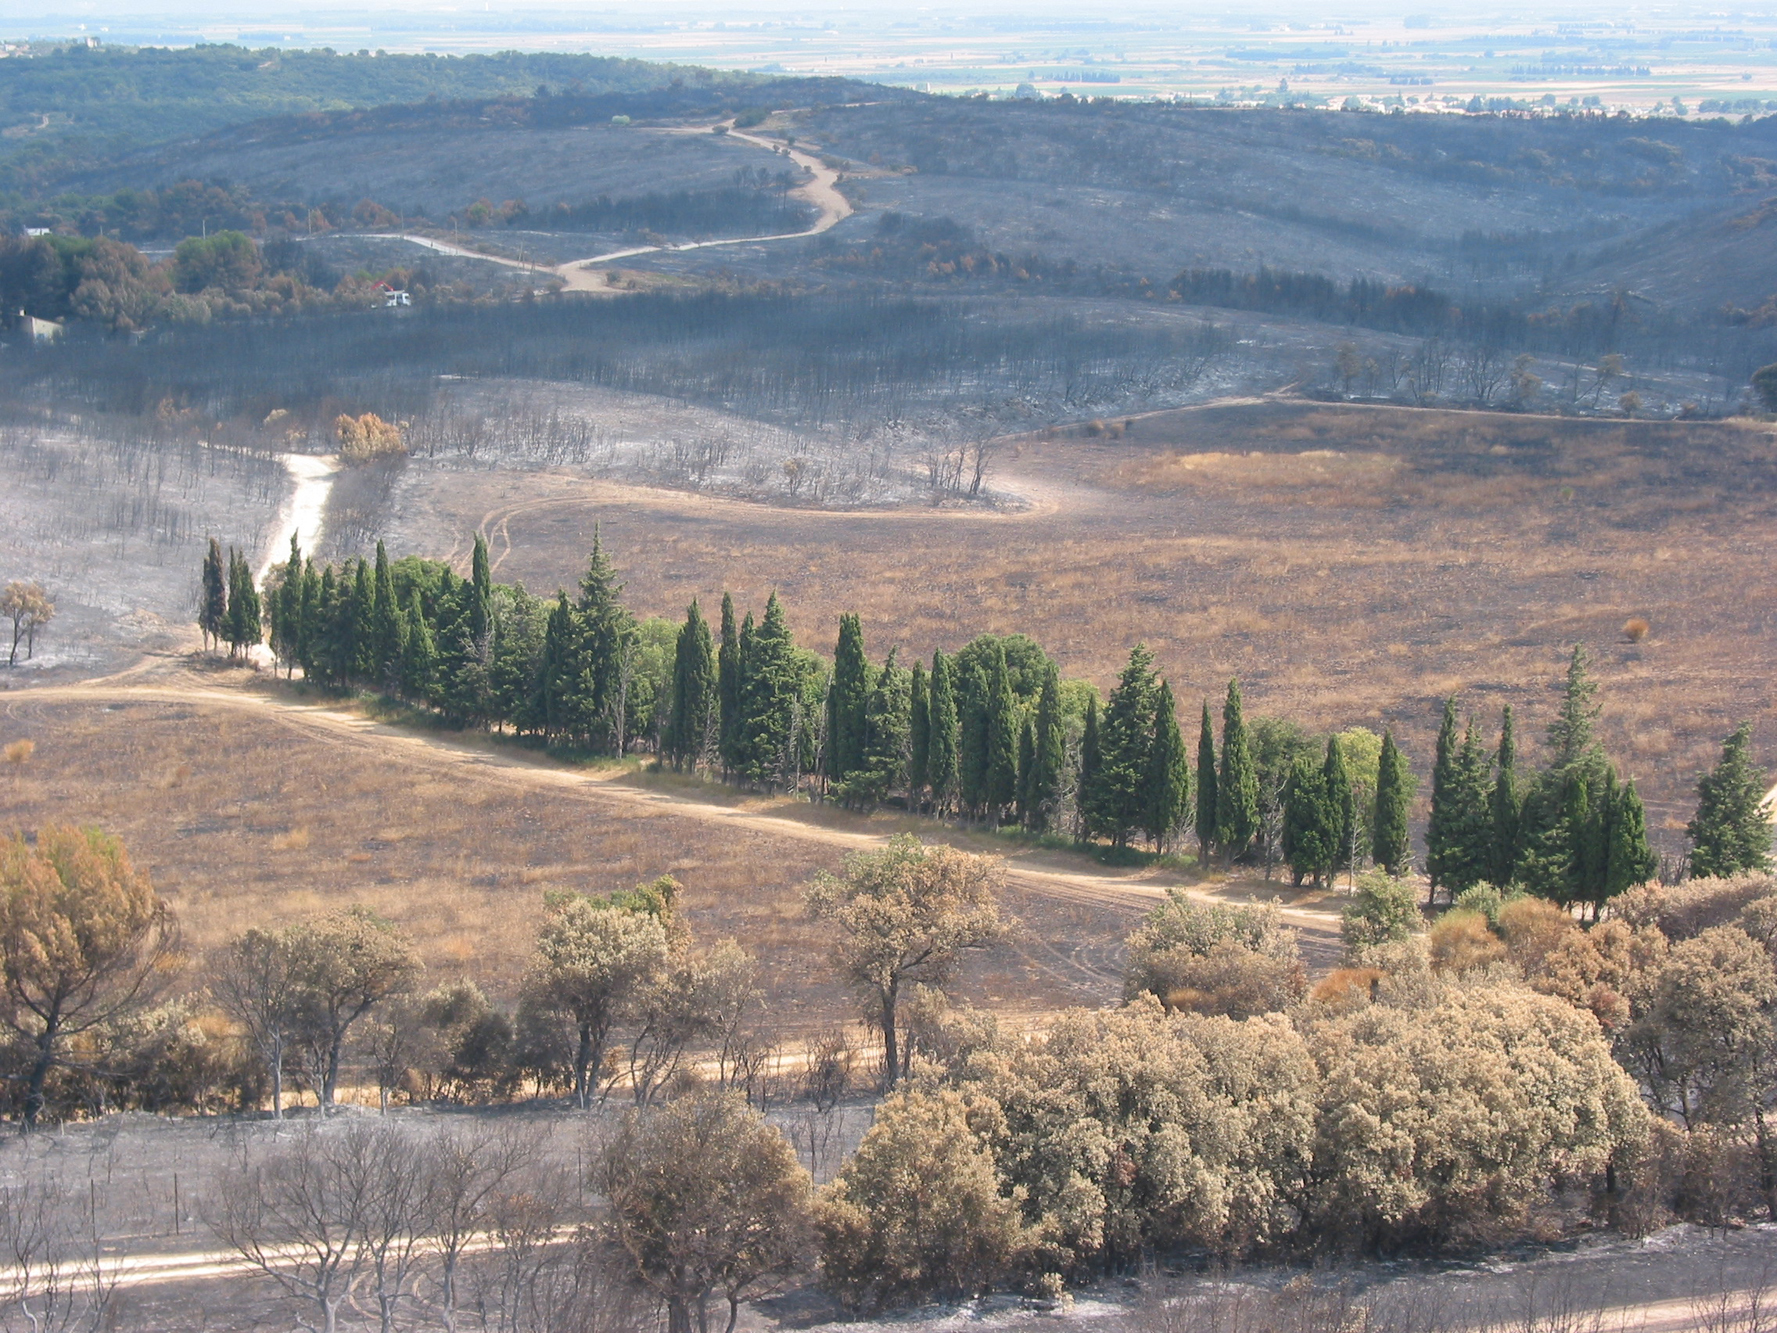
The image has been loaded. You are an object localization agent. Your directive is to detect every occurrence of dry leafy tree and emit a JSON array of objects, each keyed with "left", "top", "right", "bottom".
[
  {"left": 211, "top": 926, "right": 307, "bottom": 1118},
  {"left": 816, "top": 1087, "right": 1029, "bottom": 1311},
  {"left": 285, "top": 907, "right": 422, "bottom": 1109},
  {"left": 0, "top": 583, "right": 53, "bottom": 667},
  {"left": 1302, "top": 978, "right": 1647, "bottom": 1252},
  {"left": 624, "top": 937, "right": 760, "bottom": 1108},
  {"left": 526, "top": 888, "right": 670, "bottom": 1109},
  {"left": 805, "top": 835, "right": 1006, "bottom": 1088},
  {"left": 1123, "top": 893, "right": 1306, "bottom": 1018},
  {"left": 0, "top": 826, "right": 176, "bottom": 1127},
  {"left": 601, "top": 1090, "right": 813, "bottom": 1333},
  {"left": 956, "top": 998, "right": 1318, "bottom": 1274},
  {"left": 335, "top": 412, "right": 406, "bottom": 465}
]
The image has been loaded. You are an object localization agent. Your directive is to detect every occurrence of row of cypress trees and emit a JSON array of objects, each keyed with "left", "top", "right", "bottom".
[{"left": 198, "top": 538, "right": 262, "bottom": 659}]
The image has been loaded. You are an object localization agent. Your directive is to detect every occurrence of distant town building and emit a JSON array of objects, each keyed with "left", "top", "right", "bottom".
[{"left": 20, "top": 315, "right": 63, "bottom": 343}]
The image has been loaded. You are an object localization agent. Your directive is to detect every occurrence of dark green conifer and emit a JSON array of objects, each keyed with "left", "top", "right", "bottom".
[
  {"left": 200, "top": 537, "right": 227, "bottom": 652},
  {"left": 1196, "top": 702, "right": 1218, "bottom": 867},
  {"left": 734, "top": 593, "right": 800, "bottom": 789},
  {"left": 1077, "top": 694, "right": 1102, "bottom": 842},
  {"left": 926, "top": 652, "right": 960, "bottom": 816},
  {"left": 469, "top": 533, "right": 492, "bottom": 645},
  {"left": 717, "top": 594, "right": 743, "bottom": 777},
  {"left": 1605, "top": 779, "right": 1657, "bottom": 903},
  {"left": 1322, "top": 733, "right": 1356, "bottom": 879},
  {"left": 848, "top": 651, "right": 911, "bottom": 809},
  {"left": 1086, "top": 645, "right": 1159, "bottom": 847},
  {"left": 957, "top": 659, "right": 991, "bottom": 820},
  {"left": 1015, "top": 719, "right": 1038, "bottom": 829},
  {"left": 298, "top": 560, "right": 321, "bottom": 678},
  {"left": 1024, "top": 662, "right": 1066, "bottom": 834},
  {"left": 371, "top": 541, "right": 401, "bottom": 689},
  {"left": 1141, "top": 680, "right": 1190, "bottom": 852},
  {"left": 983, "top": 644, "right": 1020, "bottom": 824},
  {"left": 1488, "top": 705, "right": 1521, "bottom": 888},
  {"left": 400, "top": 592, "right": 437, "bottom": 702},
  {"left": 271, "top": 535, "right": 303, "bottom": 677},
  {"left": 1426, "top": 696, "right": 1461, "bottom": 899},
  {"left": 908, "top": 661, "right": 930, "bottom": 809},
  {"left": 1282, "top": 756, "right": 1334, "bottom": 886},
  {"left": 1689, "top": 722, "right": 1773, "bottom": 877},
  {"left": 1548, "top": 643, "right": 1601, "bottom": 770},
  {"left": 224, "top": 547, "right": 262, "bottom": 659},
  {"left": 1216, "top": 679, "right": 1259, "bottom": 865},
  {"left": 667, "top": 600, "right": 717, "bottom": 771},
  {"left": 1372, "top": 729, "right": 1412, "bottom": 875},
  {"left": 350, "top": 559, "right": 374, "bottom": 681},
  {"left": 826, "top": 613, "right": 869, "bottom": 792}
]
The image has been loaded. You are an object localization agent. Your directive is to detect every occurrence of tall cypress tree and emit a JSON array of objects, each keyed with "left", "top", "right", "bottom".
[
  {"left": 199, "top": 537, "right": 227, "bottom": 652},
  {"left": 926, "top": 651, "right": 960, "bottom": 816},
  {"left": 297, "top": 559, "right": 321, "bottom": 679},
  {"left": 1078, "top": 694, "right": 1102, "bottom": 843},
  {"left": 1372, "top": 728, "right": 1412, "bottom": 874},
  {"left": 848, "top": 651, "right": 911, "bottom": 809},
  {"left": 1426, "top": 696, "right": 1461, "bottom": 900},
  {"left": 469, "top": 533, "right": 493, "bottom": 646},
  {"left": 349, "top": 559, "right": 375, "bottom": 682},
  {"left": 400, "top": 592, "right": 437, "bottom": 703},
  {"left": 1689, "top": 722, "right": 1773, "bottom": 877},
  {"left": 537, "top": 591, "right": 579, "bottom": 742},
  {"left": 957, "top": 659, "right": 991, "bottom": 820},
  {"left": 271, "top": 534, "right": 303, "bottom": 678},
  {"left": 224, "top": 548, "right": 262, "bottom": 659},
  {"left": 826, "top": 614, "right": 869, "bottom": 791},
  {"left": 735, "top": 593, "right": 800, "bottom": 789},
  {"left": 908, "top": 661, "right": 930, "bottom": 810},
  {"left": 1141, "top": 680, "right": 1190, "bottom": 852},
  {"left": 1447, "top": 718, "right": 1494, "bottom": 897},
  {"left": 1488, "top": 705, "right": 1521, "bottom": 888},
  {"left": 371, "top": 541, "right": 401, "bottom": 689},
  {"left": 1605, "top": 779, "right": 1657, "bottom": 904},
  {"left": 1282, "top": 756, "right": 1334, "bottom": 887},
  {"left": 667, "top": 600, "right": 717, "bottom": 771},
  {"left": 1548, "top": 643, "right": 1601, "bottom": 770},
  {"left": 576, "top": 528, "right": 635, "bottom": 752},
  {"left": 717, "top": 593, "right": 743, "bottom": 778},
  {"left": 1088, "top": 645, "right": 1159, "bottom": 847},
  {"left": 983, "top": 644, "right": 1020, "bottom": 824},
  {"left": 1216, "top": 679, "right": 1259, "bottom": 865},
  {"left": 1567, "top": 761, "right": 1614, "bottom": 910},
  {"left": 1196, "top": 702, "right": 1218, "bottom": 867},
  {"left": 1025, "top": 662, "right": 1066, "bottom": 834},
  {"left": 1015, "top": 720, "right": 1038, "bottom": 829},
  {"left": 1322, "top": 733, "right": 1356, "bottom": 880}
]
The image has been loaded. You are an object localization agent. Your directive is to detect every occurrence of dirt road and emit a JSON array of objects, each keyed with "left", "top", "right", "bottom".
[{"left": 392, "top": 119, "right": 852, "bottom": 295}]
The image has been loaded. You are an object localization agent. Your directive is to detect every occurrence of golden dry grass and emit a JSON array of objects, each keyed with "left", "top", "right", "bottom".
[{"left": 396, "top": 400, "right": 1777, "bottom": 848}]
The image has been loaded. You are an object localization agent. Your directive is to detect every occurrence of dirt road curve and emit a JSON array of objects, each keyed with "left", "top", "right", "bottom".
[
  {"left": 392, "top": 119, "right": 851, "bottom": 295},
  {"left": 4, "top": 664, "right": 1341, "bottom": 954}
]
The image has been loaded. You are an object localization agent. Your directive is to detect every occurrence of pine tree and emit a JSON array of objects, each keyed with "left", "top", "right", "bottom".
[
  {"left": 957, "top": 659, "right": 991, "bottom": 820},
  {"left": 400, "top": 592, "right": 437, "bottom": 702},
  {"left": 1087, "top": 644, "right": 1159, "bottom": 847},
  {"left": 734, "top": 593, "right": 801, "bottom": 790},
  {"left": 1548, "top": 643, "right": 1601, "bottom": 770},
  {"left": 1216, "top": 679, "right": 1259, "bottom": 865},
  {"left": 1426, "top": 696, "right": 1461, "bottom": 899},
  {"left": 1488, "top": 705, "right": 1521, "bottom": 888},
  {"left": 1605, "top": 778, "right": 1657, "bottom": 904},
  {"left": 371, "top": 541, "right": 401, "bottom": 689},
  {"left": 1372, "top": 728, "right": 1412, "bottom": 874},
  {"left": 575, "top": 528, "right": 636, "bottom": 752},
  {"left": 1078, "top": 694, "right": 1102, "bottom": 842},
  {"left": 926, "top": 651, "right": 960, "bottom": 816},
  {"left": 1322, "top": 733, "right": 1356, "bottom": 880},
  {"left": 908, "top": 661, "right": 930, "bottom": 809},
  {"left": 826, "top": 614, "right": 869, "bottom": 793},
  {"left": 983, "top": 644, "right": 1020, "bottom": 824},
  {"left": 1025, "top": 662, "right": 1066, "bottom": 834},
  {"left": 717, "top": 594, "right": 743, "bottom": 778},
  {"left": 199, "top": 537, "right": 227, "bottom": 653},
  {"left": 1141, "top": 680, "right": 1190, "bottom": 852},
  {"left": 1196, "top": 702, "right": 1218, "bottom": 867},
  {"left": 1689, "top": 722, "right": 1773, "bottom": 877},
  {"left": 666, "top": 600, "right": 717, "bottom": 771}
]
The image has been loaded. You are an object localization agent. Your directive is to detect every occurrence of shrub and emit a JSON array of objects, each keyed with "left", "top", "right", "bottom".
[
  {"left": 334, "top": 412, "right": 406, "bottom": 465},
  {"left": 817, "top": 1088, "right": 1028, "bottom": 1310},
  {"left": 1124, "top": 893, "right": 1305, "bottom": 1017},
  {"left": 1451, "top": 882, "right": 1516, "bottom": 927},
  {"left": 1, "top": 740, "right": 31, "bottom": 765},
  {"left": 1340, "top": 872, "right": 1421, "bottom": 957},
  {"left": 1426, "top": 909, "right": 1505, "bottom": 974},
  {"left": 1623, "top": 617, "right": 1650, "bottom": 642}
]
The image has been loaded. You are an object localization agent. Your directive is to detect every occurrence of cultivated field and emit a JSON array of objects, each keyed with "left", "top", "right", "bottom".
[{"left": 377, "top": 398, "right": 1777, "bottom": 852}]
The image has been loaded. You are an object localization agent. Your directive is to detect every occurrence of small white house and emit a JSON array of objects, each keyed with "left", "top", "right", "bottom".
[
  {"left": 376, "top": 283, "right": 411, "bottom": 308},
  {"left": 21, "top": 315, "right": 62, "bottom": 343}
]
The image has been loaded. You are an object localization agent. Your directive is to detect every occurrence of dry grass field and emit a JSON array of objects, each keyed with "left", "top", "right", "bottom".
[
  {"left": 382, "top": 399, "right": 1777, "bottom": 852},
  {"left": 0, "top": 680, "right": 1138, "bottom": 1025}
]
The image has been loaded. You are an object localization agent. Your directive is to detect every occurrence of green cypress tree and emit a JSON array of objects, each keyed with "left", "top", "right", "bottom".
[
  {"left": 224, "top": 548, "right": 262, "bottom": 659},
  {"left": 575, "top": 528, "right": 636, "bottom": 752},
  {"left": 848, "top": 651, "right": 911, "bottom": 809},
  {"left": 1605, "top": 778, "right": 1657, "bottom": 904},
  {"left": 349, "top": 559, "right": 374, "bottom": 682},
  {"left": 271, "top": 534, "right": 303, "bottom": 678},
  {"left": 490, "top": 584, "right": 547, "bottom": 734},
  {"left": 735, "top": 593, "right": 801, "bottom": 789},
  {"left": 1216, "top": 679, "right": 1259, "bottom": 865},
  {"left": 1077, "top": 694, "right": 1102, "bottom": 843},
  {"left": 826, "top": 613, "right": 869, "bottom": 792},
  {"left": 1570, "top": 761, "right": 1614, "bottom": 911},
  {"left": 199, "top": 537, "right": 227, "bottom": 653},
  {"left": 371, "top": 541, "right": 401, "bottom": 689},
  {"left": 314, "top": 565, "right": 341, "bottom": 687},
  {"left": 983, "top": 644, "right": 1020, "bottom": 825},
  {"left": 1196, "top": 702, "right": 1218, "bottom": 867},
  {"left": 908, "top": 661, "right": 930, "bottom": 810},
  {"left": 297, "top": 559, "right": 321, "bottom": 679},
  {"left": 1372, "top": 729, "right": 1412, "bottom": 875},
  {"left": 470, "top": 533, "right": 492, "bottom": 646},
  {"left": 926, "top": 652, "right": 960, "bottom": 816},
  {"left": 537, "top": 591, "right": 579, "bottom": 742},
  {"left": 1283, "top": 756, "right": 1333, "bottom": 887},
  {"left": 1025, "top": 662, "right": 1066, "bottom": 834},
  {"left": 1689, "top": 722, "right": 1773, "bottom": 877},
  {"left": 1426, "top": 696, "right": 1461, "bottom": 899},
  {"left": 1449, "top": 718, "right": 1494, "bottom": 897},
  {"left": 1560, "top": 766, "right": 1596, "bottom": 910},
  {"left": 1141, "top": 679, "right": 1190, "bottom": 852},
  {"left": 1322, "top": 733, "right": 1356, "bottom": 880},
  {"left": 957, "top": 659, "right": 991, "bottom": 820},
  {"left": 1015, "top": 719, "right": 1038, "bottom": 829},
  {"left": 1547, "top": 643, "right": 1601, "bottom": 770},
  {"left": 667, "top": 600, "right": 717, "bottom": 771},
  {"left": 1488, "top": 705, "right": 1521, "bottom": 888},
  {"left": 717, "top": 594, "right": 742, "bottom": 778},
  {"left": 400, "top": 592, "right": 437, "bottom": 703},
  {"left": 1088, "top": 645, "right": 1159, "bottom": 847}
]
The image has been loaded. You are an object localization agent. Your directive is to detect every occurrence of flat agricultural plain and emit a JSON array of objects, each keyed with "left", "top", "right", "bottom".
[{"left": 386, "top": 399, "right": 1777, "bottom": 852}]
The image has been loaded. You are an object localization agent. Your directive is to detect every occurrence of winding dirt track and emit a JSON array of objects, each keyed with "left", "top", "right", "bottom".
[{"left": 393, "top": 118, "right": 851, "bottom": 294}]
